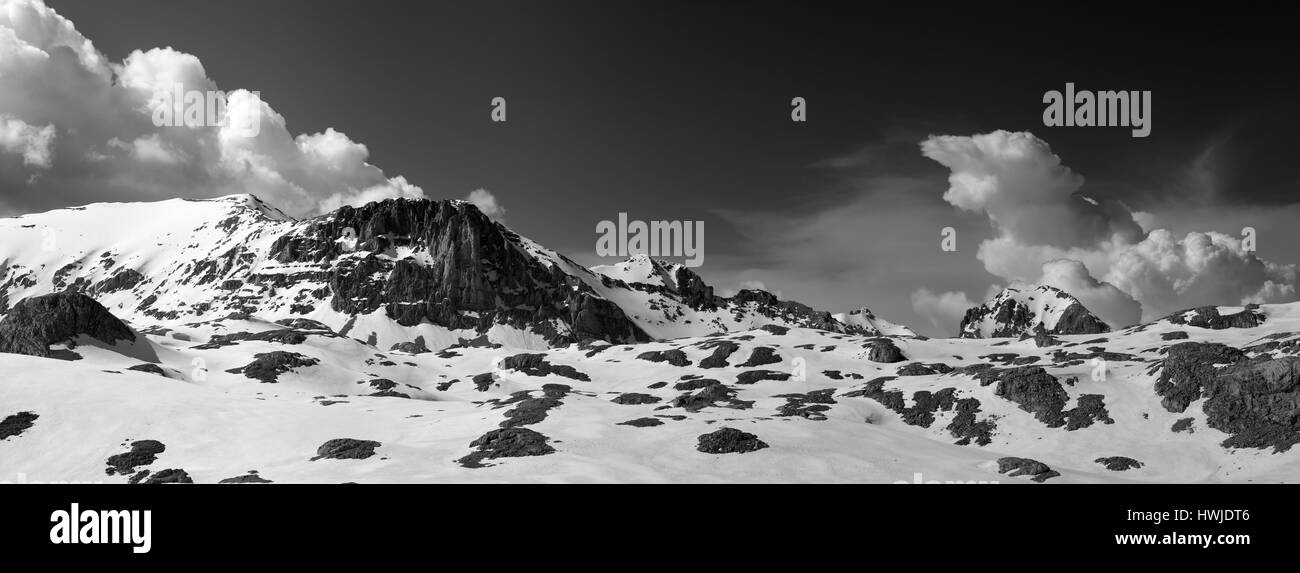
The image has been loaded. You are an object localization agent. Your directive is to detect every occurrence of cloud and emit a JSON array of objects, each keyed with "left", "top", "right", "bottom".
[
  {"left": 921, "top": 130, "right": 1145, "bottom": 250},
  {"left": 1037, "top": 259, "right": 1141, "bottom": 327},
  {"left": 910, "top": 288, "right": 976, "bottom": 334},
  {"left": 0, "top": 0, "right": 423, "bottom": 217},
  {"left": 0, "top": 113, "right": 54, "bottom": 167},
  {"left": 466, "top": 188, "right": 506, "bottom": 220},
  {"left": 318, "top": 175, "right": 426, "bottom": 213},
  {"left": 923, "top": 130, "right": 1298, "bottom": 322},
  {"left": 1105, "top": 229, "right": 1296, "bottom": 318}
]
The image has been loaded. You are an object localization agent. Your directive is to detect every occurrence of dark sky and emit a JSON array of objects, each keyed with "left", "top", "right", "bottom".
[{"left": 23, "top": 0, "right": 1300, "bottom": 333}]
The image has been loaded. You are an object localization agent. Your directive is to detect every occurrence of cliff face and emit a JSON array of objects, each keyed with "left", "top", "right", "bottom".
[{"left": 265, "top": 199, "right": 650, "bottom": 344}]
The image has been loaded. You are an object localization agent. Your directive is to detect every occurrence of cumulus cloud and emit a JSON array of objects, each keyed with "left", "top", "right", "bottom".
[
  {"left": 1106, "top": 229, "right": 1296, "bottom": 318},
  {"left": 466, "top": 188, "right": 506, "bottom": 220},
  {"left": 910, "top": 288, "right": 976, "bottom": 333},
  {"left": 0, "top": 113, "right": 53, "bottom": 167},
  {"left": 0, "top": 0, "right": 424, "bottom": 217},
  {"left": 1037, "top": 259, "right": 1142, "bottom": 327},
  {"left": 923, "top": 130, "right": 1298, "bottom": 322}
]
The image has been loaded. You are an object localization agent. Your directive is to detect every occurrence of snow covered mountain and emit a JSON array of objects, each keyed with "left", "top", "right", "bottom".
[
  {"left": 3, "top": 196, "right": 1300, "bottom": 484},
  {"left": 958, "top": 285, "right": 1110, "bottom": 339},
  {"left": 0, "top": 195, "right": 908, "bottom": 351}
]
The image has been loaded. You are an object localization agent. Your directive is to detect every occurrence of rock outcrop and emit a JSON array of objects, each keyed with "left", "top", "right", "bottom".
[{"left": 0, "top": 292, "right": 136, "bottom": 357}]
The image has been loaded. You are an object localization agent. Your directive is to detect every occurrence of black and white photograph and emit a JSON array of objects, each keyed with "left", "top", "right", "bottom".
[{"left": 1, "top": 0, "right": 1296, "bottom": 559}]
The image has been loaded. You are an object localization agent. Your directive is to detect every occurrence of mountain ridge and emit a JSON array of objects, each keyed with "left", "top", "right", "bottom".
[{"left": 0, "top": 194, "right": 913, "bottom": 350}]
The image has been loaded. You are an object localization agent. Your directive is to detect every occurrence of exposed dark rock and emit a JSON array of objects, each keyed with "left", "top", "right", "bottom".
[
  {"left": 224, "top": 351, "right": 320, "bottom": 383},
  {"left": 502, "top": 353, "right": 591, "bottom": 381},
  {"left": 1161, "top": 331, "right": 1190, "bottom": 341},
  {"left": 1171, "top": 418, "right": 1195, "bottom": 433},
  {"left": 1065, "top": 394, "right": 1115, "bottom": 430},
  {"left": 773, "top": 389, "right": 836, "bottom": 420},
  {"left": 897, "top": 363, "right": 937, "bottom": 376},
  {"left": 126, "top": 363, "right": 167, "bottom": 377},
  {"left": 698, "top": 341, "right": 740, "bottom": 369},
  {"left": 739, "top": 347, "right": 782, "bottom": 367},
  {"left": 735, "top": 369, "right": 792, "bottom": 385},
  {"left": 1166, "top": 305, "right": 1265, "bottom": 330},
  {"left": 472, "top": 372, "right": 496, "bottom": 391},
  {"left": 1050, "top": 348, "right": 1142, "bottom": 364},
  {"left": 195, "top": 329, "right": 313, "bottom": 349},
  {"left": 458, "top": 427, "right": 556, "bottom": 468},
  {"left": 841, "top": 376, "right": 905, "bottom": 411},
  {"left": 865, "top": 338, "right": 906, "bottom": 363},
  {"left": 696, "top": 427, "right": 769, "bottom": 454},
  {"left": 93, "top": 269, "right": 144, "bottom": 294},
  {"left": 947, "top": 398, "right": 996, "bottom": 446},
  {"left": 901, "top": 389, "right": 959, "bottom": 427},
  {"left": 1029, "top": 325, "right": 1061, "bottom": 348},
  {"left": 0, "top": 411, "right": 38, "bottom": 440},
  {"left": 759, "top": 324, "right": 789, "bottom": 335},
  {"left": 1205, "top": 356, "right": 1300, "bottom": 451},
  {"left": 841, "top": 377, "right": 995, "bottom": 444},
  {"left": 540, "top": 383, "right": 572, "bottom": 398},
  {"left": 275, "top": 318, "right": 332, "bottom": 331},
  {"left": 311, "top": 438, "right": 381, "bottom": 461},
  {"left": 1095, "top": 456, "right": 1143, "bottom": 471},
  {"left": 674, "top": 378, "right": 722, "bottom": 391},
  {"left": 992, "top": 367, "right": 1068, "bottom": 427},
  {"left": 672, "top": 381, "right": 751, "bottom": 412},
  {"left": 390, "top": 336, "right": 430, "bottom": 354},
  {"left": 636, "top": 349, "right": 691, "bottom": 367},
  {"left": 106, "top": 440, "right": 166, "bottom": 476},
  {"left": 618, "top": 417, "right": 664, "bottom": 428},
  {"left": 611, "top": 393, "right": 662, "bottom": 405},
  {"left": 980, "top": 353, "right": 1021, "bottom": 365},
  {"left": 269, "top": 198, "right": 650, "bottom": 346},
  {"left": 1152, "top": 342, "right": 1247, "bottom": 413},
  {"left": 0, "top": 292, "right": 135, "bottom": 357},
  {"left": 500, "top": 393, "right": 565, "bottom": 428},
  {"left": 996, "top": 457, "right": 1060, "bottom": 482},
  {"left": 141, "top": 469, "right": 193, "bottom": 484},
  {"left": 1053, "top": 303, "right": 1111, "bottom": 336},
  {"left": 1152, "top": 343, "right": 1300, "bottom": 451}
]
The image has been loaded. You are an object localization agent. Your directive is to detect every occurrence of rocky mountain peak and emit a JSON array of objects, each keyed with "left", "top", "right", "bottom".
[{"left": 958, "top": 284, "right": 1109, "bottom": 338}]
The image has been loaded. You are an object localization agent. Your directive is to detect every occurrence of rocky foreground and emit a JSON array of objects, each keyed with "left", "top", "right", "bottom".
[{"left": 2, "top": 290, "right": 1299, "bottom": 483}]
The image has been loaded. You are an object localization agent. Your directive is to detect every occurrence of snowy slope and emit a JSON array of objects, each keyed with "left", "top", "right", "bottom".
[{"left": 4, "top": 296, "right": 1300, "bottom": 483}]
